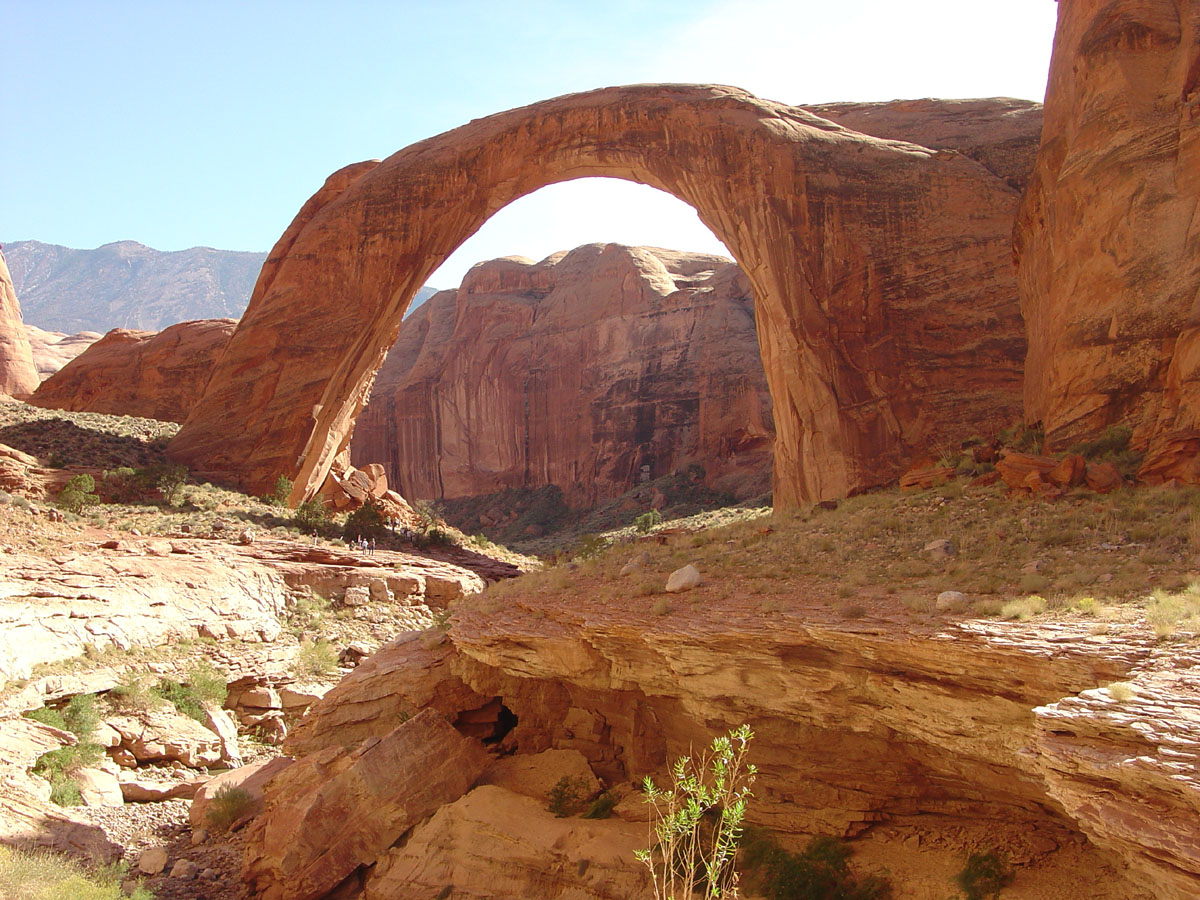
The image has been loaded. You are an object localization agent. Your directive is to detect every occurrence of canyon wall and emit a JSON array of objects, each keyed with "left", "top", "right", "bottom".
[
  {"left": 168, "top": 85, "right": 1028, "bottom": 508},
  {"left": 1016, "top": 0, "right": 1200, "bottom": 477},
  {"left": 30, "top": 319, "right": 237, "bottom": 423},
  {"left": 0, "top": 250, "right": 40, "bottom": 399},
  {"left": 350, "top": 244, "right": 774, "bottom": 506}
]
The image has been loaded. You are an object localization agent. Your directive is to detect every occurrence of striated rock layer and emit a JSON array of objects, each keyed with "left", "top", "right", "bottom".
[
  {"left": 269, "top": 588, "right": 1194, "bottom": 899},
  {"left": 0, "top": 250, "right": 39, "bottom": 399},
  {"left": 169, "top": 85, "right": 1027, "bottom": 508},
  {"left": 351, "top": 243, "right": 774, "bottom": 506},
  {"left": 1017, "top": 0, "right": 1200, "bottom": 473},
  {"left": 29, "top": 319, "right": 236, "bottom": 423}
]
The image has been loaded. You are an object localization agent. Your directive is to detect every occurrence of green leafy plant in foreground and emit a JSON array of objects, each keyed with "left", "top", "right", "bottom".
[
  {"left": 635, "top": 724, "right": 756, "bottom": 899},
  {"left": 956, "top": 851, "right": 1013, "bottom": 900}
]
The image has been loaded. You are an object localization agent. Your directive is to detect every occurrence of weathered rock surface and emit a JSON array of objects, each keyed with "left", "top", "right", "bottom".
[
  {"left": 363, "top": 785, "right": 647, "bottom": 900},
  {"left": 352, "top": 244, "right": 774, "bottom": 506},
  {"left": 1017, "top": 0, "right": 1200, "bottom": 468},
  {"left": 282, "top": 588, "right": 1189, "bottom": 898},
  {"left": 106, "top": 707, "right": 223, "bottom": 768},
  {"left": 22, "top": 324, "right": 101, "bottom": 380},
  {"left": 189, "top": 756, "right": 293, "bottom": 829},
  {"left": 0, "top": 250, "right": 39, "bottom": 399},
  {"left": 170, "top": 85, "right": 1026, "bottom": 507},
  {"left": 30, "top": 319, "right": 237, "bottom": 423},
  {"left": 808, "top": 97, "right": 1043, "bottom": 191},
  {"left": 242, "top": 709, "right": 488, "bottom": 900}
]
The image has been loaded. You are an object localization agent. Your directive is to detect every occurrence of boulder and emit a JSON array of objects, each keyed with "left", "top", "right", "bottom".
[
  {"left": 202, "top": 704, "right": 242, "bottom": 766},
  {"left": 365, "top": 785, "right": 647, "bottom": 900},
  {"left": 137, "top": 846, "right": 169, "bottom": 875},
  {"left": 120, "top": 776, "right": 208, "bottom": 803},
  {"left": 75, "top": 761, "right": 124, "bottom": 807},
  {"left": 241, "top": 710, "right": 488, "bottom": 900},
  {"left": 424, "top": 571, "right": 485, "bottom": 608},
  {"left": 665, "top": 564, "right": 703, "bottom": 593},
  {"left": 189, "top": 757, "right": 293, "bottom": 830},
  {"left": 480, "top": 748, "right": 601, "bottom": 803},
  {"left": 106, "top": 708, "right": 223, "bottom": 768},
  {"left": 1086, "top": 462, "right": 1124, "bottom": 494},
  {"left": 996, "top": 451, "right": 1058, "bottom": 490}
]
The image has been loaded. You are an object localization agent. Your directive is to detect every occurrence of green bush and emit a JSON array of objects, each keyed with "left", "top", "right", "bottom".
[
  {"left": 150, "top": 462, "right": 188, "bottom": 506},
  {"left": 206, "top": 784, "right": 255, "bottom": 832},
  {"left": 956, "top": 851, "right": 1013, "bottom": 900},
  {"left": 264, "top": 475, "right": 293, "bottom": 507},
  {"left": 548, "top": 775, "right": 593, "bottom": 817},
  {"left": 635, "top": 724, "right": 756, "bottom": 900},
  {"left": 635, "top": 508, "right": 663, "bottom": 534},
  {"left": 153, "top": 661, "right": 227, "bottom": 722},
  {"left": 56, "top": 474, "right": 99, "bottom": 514},
  {"left": 98, "top": 467, "right": 140, "bottom": 503},
  {"left": 294, "top": 639, "right": 339, "bottom": 678},
  {"left": 582, "top": 789, "right": 619, "bottom": 819},
  {"left": 294, "top": 496, "right": 330, "bottom": 531},
  {"left": 344, "top": 500, "right": 388, "bottom": 541},
  {"left": 740, "top": 830, "right": 892, "bottom": 900}
]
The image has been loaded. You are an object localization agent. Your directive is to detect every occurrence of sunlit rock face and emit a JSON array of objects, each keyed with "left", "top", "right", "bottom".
[
  {"left": 350, "top": 243, "right": 774, "bottom": 507},
  {"left": 168, "top": 84, "right": 1026, "bottom": 508},
  {"left": 1017, "top": 0, "right": 1200, "bottom": 479},
  {"left": 0, "top": 250, "right": 39, "bottom": 399},
  {"left": 29, "top": 319, "right": 237, "bottom": 423}
]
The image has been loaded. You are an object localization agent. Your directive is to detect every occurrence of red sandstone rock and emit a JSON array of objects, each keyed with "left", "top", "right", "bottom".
[
  {"left": 168, "top": 85, "right": 1026, "bottom": 508},
  {"left": 1086, "top": 462, "right": 1124, "bottom": 494},
  {"left": 242, "top": 709, "right": 487, "bottom": 900},
  {"left": 30, "top": 319, "right": 236, "bottom": 423},
  {"left": 351, "top": 244, "right": 774, "bottom": 506},
  {"left": 1047, "top": 453, "right": 1087, "bottom": 488},
  {"left": 996, "top": 451, "right": 1059, "bottom": 490},
  {"left": 1017, "top": 1, "right": 1200, "bottom": 461},
  {"left": 0, "top": 250, "right": 40, "bottom": 399}
]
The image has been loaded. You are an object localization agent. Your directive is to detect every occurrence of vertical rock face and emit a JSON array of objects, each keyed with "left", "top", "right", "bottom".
[
  {"left": 350, "top": 244, "right": 774, "bottom": 506},
  {"left": 1016, "top": 0, "right": 1200, "bottom": 462},
  {"left": 29, "top": 319, "right": 237, "bottom": 423},
  {"left": 0, "top": 250, "right": 40, "bottom": 399},
  {"left": 168, "top": 84, "right": 1026, "bottom": 508}
]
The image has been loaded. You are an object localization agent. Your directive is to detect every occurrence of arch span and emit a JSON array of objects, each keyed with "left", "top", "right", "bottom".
[{"left": 169, "top": 84, "right": 1025, "bottom": 507}]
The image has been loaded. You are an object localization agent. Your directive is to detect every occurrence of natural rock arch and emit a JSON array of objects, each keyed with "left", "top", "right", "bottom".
[{"left": 169, "top": 83, "right": 1025, "bottom": 507}]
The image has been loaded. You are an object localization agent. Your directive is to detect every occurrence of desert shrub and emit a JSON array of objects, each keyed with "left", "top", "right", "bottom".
[
  {"left": 1107, "top": 682, "right": 1136, "bottom": 702},
  {"left": 98, "top": 466, "right": 140, "bottom": 503},
  {"left": 151, "top": 462, "right": 189, "bottom": 506},
  {"left": 294, "top": 639, "right": 339, "bottom": 678},
  {"left": 56, "top": 474, "right": 99, "bottom": 514},
  {"left": 25, "top": 693, "right": 99, "bottom": 741},
  {"left": 635, "top": 724, "right": 756, "bottom": 900},
  {"left": 999, "top": 595, "right": 1046, "bottom": 621},
  {"left": 344, "top": 500, "right": 388, "bottom": 541},
  {"left": 263, "top": 474, "right": 293, "bottom": 507},
  {"left": 287, "top": 592, "right": 332, "bottom": 636},
  {"left": 573, "top": 533, "right": 609, "bottom": 561},
  {"left": 0, "top": 845, "right": 155, "bottom": 900},
  {"left": 153, "top": 661, "right": 227, "bottom": 722},
  {"left": 635, "top": 509, "right": 664, "bottom": 534},
  {"left": 740, "top": 830, "right": 892, "bottom": 900},
  {"left": 293, "top": 496, "right": 330, "bottom": 531},
  {"left": 582, "top": 789, "right": 620, "bottom": 819},
  {"left": 206, "top": 784, "right": 255, "bottom": 833},
  {"left": 548, "top": 775, "right": 593, "bottom": 817},
  {"left": 955, "top": 851, "right": 1013, "bottom": 900}
]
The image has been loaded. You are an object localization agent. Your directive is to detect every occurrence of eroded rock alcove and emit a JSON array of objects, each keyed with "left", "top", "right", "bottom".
[{"left": 168, "top": 84, "right": 1027, "bottom": 508}]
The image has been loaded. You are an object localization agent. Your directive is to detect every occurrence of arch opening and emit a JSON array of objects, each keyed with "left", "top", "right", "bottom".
[{"left": 168, "top": 84, "right": 1026, "bottom": 509}]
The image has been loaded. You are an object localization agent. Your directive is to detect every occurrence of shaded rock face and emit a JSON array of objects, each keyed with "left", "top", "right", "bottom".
[
  {"left": 30, "top": 319, "right": 237, "bottom": 423},
  {"left": 169, "top": 84, "right": 1027, "bottom": 508},
  {"left": 0, "top": 250, "right": 40, "bottom": 399},
  {"left": 22, "top": 325, "right": 102, "bottom": 380},
  {"left": 351, "top": 243, "right": 774, "bottom": 506},
  {"left": 1017, "top": 0, "right": 1200, "bottom": 466}
]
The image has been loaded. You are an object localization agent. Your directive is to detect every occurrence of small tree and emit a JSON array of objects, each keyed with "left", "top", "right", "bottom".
[
  {"left": 57, "top": 474, "right": 99, "bottom": 514},
  {"left": 635, "top": 724, "right": 756, "bottom": 900},
  {"left": 154, "top": 463, "right": 188, "bottom": 506},
  {"left": 294, "top": 496, "right": 330, "bottom": 531},
  {"left": 343, "top": 499, "right": 387, "bottom": 541},
  {"left": 264, "top": 475, "right": 293, "bottom": 507}
]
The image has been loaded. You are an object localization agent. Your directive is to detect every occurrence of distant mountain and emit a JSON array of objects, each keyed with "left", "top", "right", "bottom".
[
  {"left": 4, "top": 240, "right": 440, "bottom": 335},
  {"left": 3, "top": 240, "right": 267, "bottom": 333}
]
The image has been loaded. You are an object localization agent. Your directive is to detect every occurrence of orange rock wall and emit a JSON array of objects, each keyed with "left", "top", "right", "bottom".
[
  {"left": 0, "top": 250, "right": 40, "bottom": 399},
  {"left": 29, "top": 319, "right": 237, "bottom": 423},
  {"left": 1017, "top": 0, "right": 1200, "bottom": 464},
  {"left": 350, "top": 244, "right": 774, "bottom": 506},
  {"left": 169, "top": 85, "right": 1027, "bottom": 508}
]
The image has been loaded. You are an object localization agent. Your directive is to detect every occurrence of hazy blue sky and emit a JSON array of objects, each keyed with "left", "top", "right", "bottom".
[{"left": 5, "top": 1, "right": 1058, "bottom": 288}]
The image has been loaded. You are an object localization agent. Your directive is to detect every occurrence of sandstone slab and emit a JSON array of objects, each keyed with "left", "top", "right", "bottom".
[{"left": 242, "top": 709, "right": 488, "bottom": 900}]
